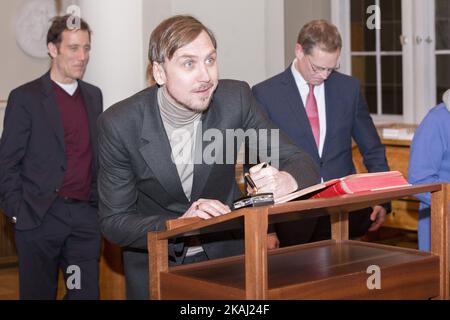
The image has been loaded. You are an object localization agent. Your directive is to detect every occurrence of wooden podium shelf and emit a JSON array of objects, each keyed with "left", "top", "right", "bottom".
[
  {"left": 149, "top": 184, "right": 449, "bottom": 300},
  {"left": 161, "top": 240, "right": 439, "bottom": 300}
]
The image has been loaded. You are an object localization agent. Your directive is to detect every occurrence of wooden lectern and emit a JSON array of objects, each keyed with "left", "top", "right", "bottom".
[{"left": 148, "top": 184, "right": 449, "bottom": 299}]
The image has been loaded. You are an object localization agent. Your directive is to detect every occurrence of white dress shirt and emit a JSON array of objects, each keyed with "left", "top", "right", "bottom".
[{"left": 291, "top": 60, "right": 327, "bottom": 158}]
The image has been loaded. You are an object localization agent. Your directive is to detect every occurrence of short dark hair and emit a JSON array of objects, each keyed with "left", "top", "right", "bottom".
[
  {"left": 297, "top": 20, "right": 342, "bottom": 55},
  {"left": 148, "top": 15, "right": 217, "bottom": 64},
  {"left": 47, "top": 14, "right": 92, "bottom": 46}
]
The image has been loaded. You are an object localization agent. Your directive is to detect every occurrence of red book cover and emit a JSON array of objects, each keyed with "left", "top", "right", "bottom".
[
  {"left": 310, "top": 181, "right": 347, "bottom": 199},
  {"left": 276, "top": 171, "right": 410, "bottom": 204},
  {"left": 311, "top": 171, "right": 410, "bottom": 199}
]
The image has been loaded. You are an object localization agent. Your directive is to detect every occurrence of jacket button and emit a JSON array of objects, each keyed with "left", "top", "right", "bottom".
[{"left": 55, "top": 188, "right": 60, "bottom": 193}]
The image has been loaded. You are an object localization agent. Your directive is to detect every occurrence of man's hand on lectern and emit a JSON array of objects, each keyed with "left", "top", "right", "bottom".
[{"left": 180, "top": 198, "right": 231, "bottom": 220}]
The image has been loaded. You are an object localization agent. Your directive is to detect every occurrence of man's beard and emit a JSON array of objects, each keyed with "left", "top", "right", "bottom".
[{"left": 166, "top": 83, "right": 217, "bottom": 113}]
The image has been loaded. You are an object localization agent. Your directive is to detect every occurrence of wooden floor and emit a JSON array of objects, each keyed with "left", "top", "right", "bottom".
[
  {"left": 0, "top": 265, "right": 68, "bottom": 300},
  {"left": 0, "top": 267, "right": 19, "bottom": 300},
  {"left": 0, "top": 227, "right": 418, "bottom": 300}
]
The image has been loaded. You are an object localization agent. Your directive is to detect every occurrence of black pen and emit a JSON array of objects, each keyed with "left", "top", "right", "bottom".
[
  {"left": 244, "top": 173, "right": 258, "bottom": 194},
  {"left": 245, "top": 162, "right": 269, "bottom": 194}
]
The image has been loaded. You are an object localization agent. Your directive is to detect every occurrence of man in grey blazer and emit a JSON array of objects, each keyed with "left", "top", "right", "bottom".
[{"left": 97, "top": 15, "right": 319, "bottom": 299}]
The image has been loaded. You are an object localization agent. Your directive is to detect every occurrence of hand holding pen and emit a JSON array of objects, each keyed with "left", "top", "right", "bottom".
[
  {"left": 246, "top": 162, "right": 298, "bottom": 199},
  {"left": 245, "top": 162, "right": 269, "bottom": 195}
]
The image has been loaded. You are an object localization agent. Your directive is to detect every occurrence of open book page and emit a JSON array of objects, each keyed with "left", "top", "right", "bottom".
[{"left": 275, "top": 178, "right": 339, "bottom": 204}]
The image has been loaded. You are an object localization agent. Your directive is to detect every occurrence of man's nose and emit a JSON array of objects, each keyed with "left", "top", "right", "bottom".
[
  {"left": 319, "top": 70, "right": 330, "bottom": 80},
  {"left": 198, "top": 63, "right": 211, "bottom": 82},
  {"left": 78, "top": 49, "right": 89, "bottom": 61}
]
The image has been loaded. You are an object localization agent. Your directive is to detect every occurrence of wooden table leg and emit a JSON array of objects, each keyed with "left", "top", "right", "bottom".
[
  {"left": 244, "top": 208, "right": 268, "bottom": 299},
  {"left": 431, "top": 184, "right": 450, "bottom": 300},
  {"left": 330, "top": 209, "right": 349, "bottom": 241},
  {"left": 148, "top": 232, "right": 168, "bottom": 300}
]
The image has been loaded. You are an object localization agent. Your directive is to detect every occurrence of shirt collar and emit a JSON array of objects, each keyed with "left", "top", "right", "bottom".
[
  {"left": 291, "top": 58, "right": 324, "bottom": 90},
  {"left": 291, "top": 58, "right": 308, "bottom": 89}
]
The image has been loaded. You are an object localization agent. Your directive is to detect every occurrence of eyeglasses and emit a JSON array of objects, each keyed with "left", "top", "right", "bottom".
[{"left": 306, "top": 55, "right": 340, "bottom": 74}]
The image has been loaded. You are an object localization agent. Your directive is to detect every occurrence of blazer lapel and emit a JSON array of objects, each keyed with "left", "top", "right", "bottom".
[
  {"left": 281, "top": 68, "right": 319, "bottom": 154},
  {"left": 139, "top": 89, "right": 189, "bottom": 204},
  {"left": 40, "top": 72, "right": 65, "bottom": 152},
  {"left": 322, "top": 74, "right": 337, "bottom": 160},
  {"left": 79, "top": 82, "right": 99, "bottom": 165},
  {"left": 190, "top": 98, "right": 221, "bottom": 201}
]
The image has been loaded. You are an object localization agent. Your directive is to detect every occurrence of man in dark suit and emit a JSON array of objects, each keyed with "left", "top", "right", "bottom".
[
  {"left": 97, "top": 15, "right": 319, "bottom": 300},
  {"left": 252, "top": 20, "right": 389, "bottom": 247},
  {"left": 0, "top": 15, "right": 103, "bottom": 299}
]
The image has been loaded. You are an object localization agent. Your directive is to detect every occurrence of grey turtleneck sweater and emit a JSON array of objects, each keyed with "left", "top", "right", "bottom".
[{"left": 158, "top": 87, "right": 202, "bottom": 201}]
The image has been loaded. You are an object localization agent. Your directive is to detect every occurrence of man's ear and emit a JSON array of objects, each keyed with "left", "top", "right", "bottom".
[
  {"left": 152, "top": 62, "right": 166, "bottom": 86},
  {"left": 295, "top": 43, "right": 305, "bottom": 60},
  {"left": 48, "top": 42, "right": 58, "bottom": 59},
  {"left": 443, "top": 89, "right": 450, "bottom": 112}
]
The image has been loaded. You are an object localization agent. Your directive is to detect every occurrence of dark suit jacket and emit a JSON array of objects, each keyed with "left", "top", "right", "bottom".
[
  {"left": 253, "top": 67, "right": 388, "bottom": 180},
  {"left": 252, "top": 67, "right": 389, "bottom": 242},
  {"left": 97, "top": 80, "right": 320, "bottom": 255},
  {"left": 0, "top": 72, "right": 103, "bottom": 230}
]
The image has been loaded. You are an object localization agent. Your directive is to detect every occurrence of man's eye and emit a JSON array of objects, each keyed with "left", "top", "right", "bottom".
[
  {"left": 184, "top": 61, "right": 193, "bottom": 68},
  {"left": 206, "top": 57, "right": 215, "bottom": 65}
]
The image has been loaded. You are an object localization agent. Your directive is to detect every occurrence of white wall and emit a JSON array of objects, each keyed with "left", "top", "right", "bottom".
[
  {"left": 173, "top": 0, "right": 265, "bottom": 86},
  {"left": 0, "top": 0, "right": 50, "bottom": 102},
  {"left": 284, "top": 0, "right": 331, "bottom": 67},
  {"left": 0, "top": 0, "right": 52, "bottom": 133},
  {"left": 80, "top": 0, "right": 145, "bottom": 109},
  {"left": 142, "top": 0, "right": 284, "bottom": 87},
  {"left": 142, "top": 0, "right": 172, "bottom": 84},
  {"left": 265, "top": 0, "right": 285, "bottom": 79},
  {"left": 0, "top": 102, "right": 5, "bottom": 134}
]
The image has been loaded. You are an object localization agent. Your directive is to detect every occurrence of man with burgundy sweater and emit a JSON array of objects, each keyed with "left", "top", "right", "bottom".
[{"left": 0, "top": 15, "right": 103, "bottom": 299}]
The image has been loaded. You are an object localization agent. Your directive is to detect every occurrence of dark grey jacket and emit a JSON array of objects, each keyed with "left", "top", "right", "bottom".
[
  {"left": 97, "top": 80, "right": 319, "bottom": 298},
  {"left": 0, "top": 72, "right": 103, "bottom": 230},
  {"left": 98, "top": 80, "right": 319, "bottom": 249}
]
